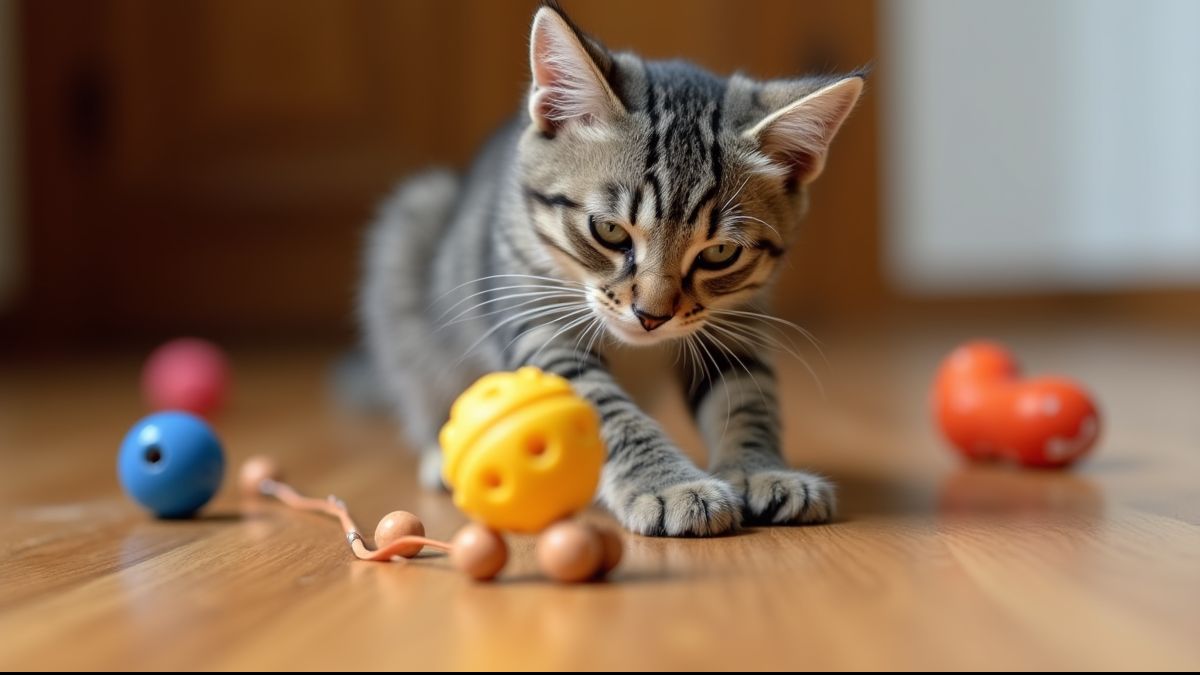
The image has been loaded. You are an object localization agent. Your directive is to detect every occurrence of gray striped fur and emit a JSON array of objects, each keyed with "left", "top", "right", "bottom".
[{"left": 360, "top": 3, "right": 860, "bottom": 536}]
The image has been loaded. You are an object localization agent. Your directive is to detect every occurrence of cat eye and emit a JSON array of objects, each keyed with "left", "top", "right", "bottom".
[
  {"left": 696, "top": 243, "right": 742, "bottom": 270},
  {"left": 589, "top": 217, "right": 632, "bottom": 251}
]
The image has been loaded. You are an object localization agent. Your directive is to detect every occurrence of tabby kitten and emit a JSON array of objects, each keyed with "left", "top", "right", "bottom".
[{"left": 361, "top": 2, "right": 863, "bottom": 536}]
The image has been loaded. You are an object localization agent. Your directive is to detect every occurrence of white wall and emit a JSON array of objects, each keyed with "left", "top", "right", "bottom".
[
  {"left": 0, "top": 0, "right": 21, "bottom": 309},
  {"left": 883, "top": 0, "right": 1200, "bottom": 295}
]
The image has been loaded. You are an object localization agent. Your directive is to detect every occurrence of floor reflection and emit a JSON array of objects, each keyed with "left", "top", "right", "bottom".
[{"left": 938, "top": 464, "right": 1103, "bottom": 518}]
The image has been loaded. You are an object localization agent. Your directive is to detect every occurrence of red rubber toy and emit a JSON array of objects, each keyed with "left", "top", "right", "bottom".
[
  {"left": 933, "top": 341, "right": 1100, "bottom": 468},
  {"left": 142, "top": 338, "right": 231, "bottom": 418}
]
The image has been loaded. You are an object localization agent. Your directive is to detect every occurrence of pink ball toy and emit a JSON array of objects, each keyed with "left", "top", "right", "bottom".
[{"left": 142, "top": 338, "right": 231, "bottom": 418}]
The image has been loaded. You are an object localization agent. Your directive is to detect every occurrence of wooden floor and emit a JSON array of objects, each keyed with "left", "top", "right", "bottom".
[{"left": 2, "top": 311, "right": 1198, "bottom": 670}]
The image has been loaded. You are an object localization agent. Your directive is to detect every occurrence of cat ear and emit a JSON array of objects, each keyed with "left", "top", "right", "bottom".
[
  {"left": 745, "top": 76, "right": 864, "bottom": 186},
  {"left": 528, "top": 4, "right": 624, "bottom": 134}
]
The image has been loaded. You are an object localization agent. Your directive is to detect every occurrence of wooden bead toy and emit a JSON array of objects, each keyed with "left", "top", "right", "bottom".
[{"left": 237, "top": 367, "right": 623, "bottom": 582}]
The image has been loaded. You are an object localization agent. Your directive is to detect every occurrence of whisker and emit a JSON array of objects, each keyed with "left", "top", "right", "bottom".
[
  {"left": 710, "top": 308, "right": 827, "bottom": 362},
  {"left": 688, "top": 337, "right": 702, "bottom": 395},
  {"left": 454, "top": 303, "right": 587, "bottom": 368},
  {"left": 707, "top": 317, "right": 822, "bottom": 391},
  {"left": 436, "top": 283, "right": 587, "bottom": 320},
  {"left": 708, "top": 317, "right": 806, "bottom": 363},
  {"left": 671, "top": 338, "right": 684, "bottom": 369},
  {"left": 700, "top": 324, "right": 769, "bottom": 408},
  {"left": 431, "top": 273, "right": 586, "bottom": 307},
  {"left": 583, "top": 316, "right": 606, "bottom": 357},
  {"left": 503, "top": 306, "right": 592, "bottom": 354},
  {"left": 572, "top": 316, "right": 602, "bottom": 361},
  {"left": 721, "top": 175, "right": 752, "bottom": 213},
  {"left": 692, "top": 333, "right": 732, "bottom": 444},
  {"left": 583, "top": 312, "right": 608, "bottom": 359},
  {"left": 529, "top": 311, "right": 597, "bottom": 364},
  {"left": 712, "top": 308, "right": 825, "bottom": 346},
  {"left": 683, "top": 334, "right": 702, "bottom": 401},
  {"left": 708, "top": 316, "right": 826, "bottom": 399},
  {"left": 439, "top": 289, "right": 584, "bottom": 327},
  {"left": 723, "top": 213, "right": 780, "bottom": 238}
]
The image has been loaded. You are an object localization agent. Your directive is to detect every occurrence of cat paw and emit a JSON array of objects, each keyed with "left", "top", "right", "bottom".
[
  {"left": 720, "top": 468, "right": 836, "bottom": 524},
  {"left": 614, "top": 478, "right": 743, "bottom": 537}
]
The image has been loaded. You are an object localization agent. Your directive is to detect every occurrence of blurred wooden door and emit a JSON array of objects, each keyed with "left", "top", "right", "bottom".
[{"left": 15, "top": 0, "right": 878, "bottom": 346}]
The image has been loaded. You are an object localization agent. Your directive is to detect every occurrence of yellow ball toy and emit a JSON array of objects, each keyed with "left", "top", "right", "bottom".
[{"left": 439, "top": 367, "right": 604, "bottom": 533}]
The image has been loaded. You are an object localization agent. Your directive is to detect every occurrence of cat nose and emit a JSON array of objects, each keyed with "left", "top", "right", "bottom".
[{"left": 632, "top": 305, "right": 672, "bottom": 332}]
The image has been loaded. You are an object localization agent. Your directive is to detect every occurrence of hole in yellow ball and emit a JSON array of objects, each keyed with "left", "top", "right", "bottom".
[
  {"left": 482, "top": 470, "right": 502, "bottom": 489},
  {"left": 526, "top": 435, "right": 546, "bottom": 457}
]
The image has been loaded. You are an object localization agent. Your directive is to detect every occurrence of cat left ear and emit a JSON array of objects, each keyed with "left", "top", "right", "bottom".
[
  {"left": 745, "top": 76, "right": 864, "bottom": 186},
  {"left": 528, "top": 5, "right": 624, "bottom": 134}
]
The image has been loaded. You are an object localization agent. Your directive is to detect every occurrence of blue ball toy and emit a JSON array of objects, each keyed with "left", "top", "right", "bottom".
[{"left": 118, "top": 411, "right": 225, "bottom": 518}]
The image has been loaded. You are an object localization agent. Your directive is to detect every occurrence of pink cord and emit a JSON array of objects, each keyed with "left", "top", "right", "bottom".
[{"left": 258, "top": 479, "right": 452, "bottom": 561}]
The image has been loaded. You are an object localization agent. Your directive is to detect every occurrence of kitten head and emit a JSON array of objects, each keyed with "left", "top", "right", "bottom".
[{"left": 518, "top": 3, "right": 863, "bottom": 346}]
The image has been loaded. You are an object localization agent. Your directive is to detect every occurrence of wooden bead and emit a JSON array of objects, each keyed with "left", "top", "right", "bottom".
[
  {"left": 450, "top": 524, "right": 507, "bottom": 581},
  {"left": 537, "top": 521, "right": 602, "bottom": 583},
  {"left": 592, "top": 525, "right": 623, "bottom": 577},
  {"left": 238, "top": 456, "right": 280, "bottom": 497},
  {"left": 374, "top": 511, "right": 426, "bottom": 558}
]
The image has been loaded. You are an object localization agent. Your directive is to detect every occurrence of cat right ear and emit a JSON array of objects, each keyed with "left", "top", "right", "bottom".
[
  {"left": 528, "top": 4, "right": 624, "bottom": 134},
  {"left": 745, "top": 76, "right": 864, "bottom": 187}
]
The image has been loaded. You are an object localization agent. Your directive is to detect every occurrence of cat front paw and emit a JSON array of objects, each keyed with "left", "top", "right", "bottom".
[
  {"left": 718, "top": 467, "right": 836, "bottom": 525},
  {"left": 612, "top": 477, "right": 743, "bottom": 537}
]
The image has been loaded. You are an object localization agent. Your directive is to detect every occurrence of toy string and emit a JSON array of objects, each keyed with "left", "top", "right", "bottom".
[{"left": 258, "top": 478, "right": 453, "bottom": 561}]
